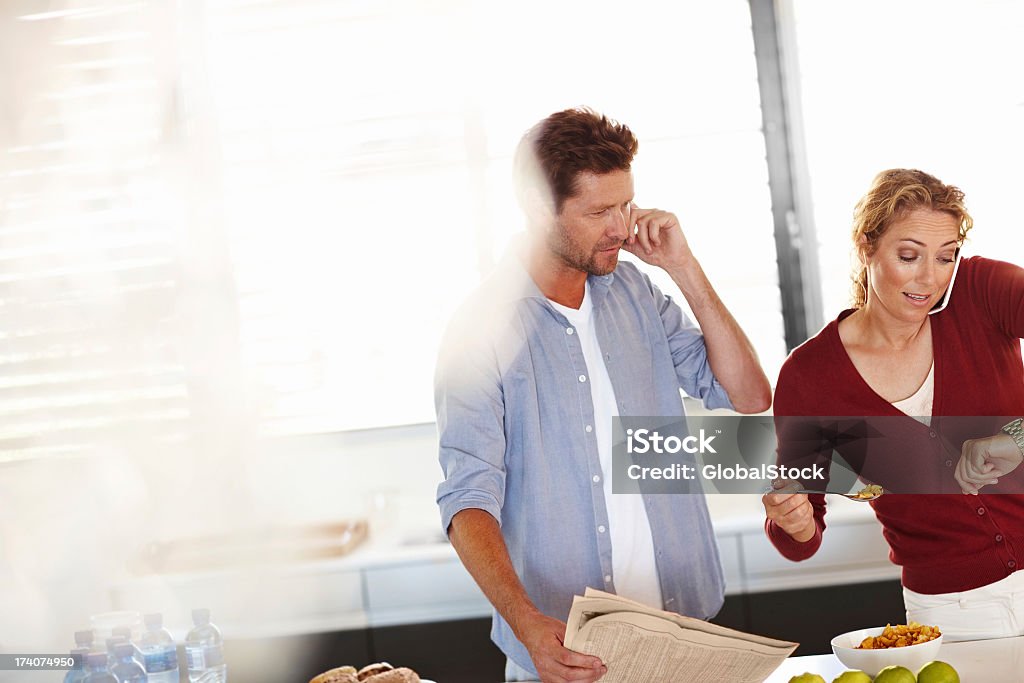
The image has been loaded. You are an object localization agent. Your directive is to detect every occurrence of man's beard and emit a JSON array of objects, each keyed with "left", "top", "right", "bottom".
[{"left": 548, "top": 222, "right": 621, "bottom": 276}]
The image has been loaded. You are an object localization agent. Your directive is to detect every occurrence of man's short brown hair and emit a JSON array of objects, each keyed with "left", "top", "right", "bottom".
[{"left": 514, "top": 107, "right": 639, "bottom": 214}]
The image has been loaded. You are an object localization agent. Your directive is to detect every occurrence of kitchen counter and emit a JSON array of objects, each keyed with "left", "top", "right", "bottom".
[
  {"left": 765, "top": 635, "right": 1024, "bottom": 682},
  {"left": 507, "top": 636, "right": 1024, "bottom": 682}
]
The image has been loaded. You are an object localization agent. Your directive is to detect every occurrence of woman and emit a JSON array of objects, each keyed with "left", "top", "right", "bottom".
[{"left": 763, "top": 169, "right": 1024, "bottom": 641}]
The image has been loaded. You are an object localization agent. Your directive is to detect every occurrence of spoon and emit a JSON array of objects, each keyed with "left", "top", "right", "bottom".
[{"left": 764, "top": 483, "right": 884, "bottom": 502}]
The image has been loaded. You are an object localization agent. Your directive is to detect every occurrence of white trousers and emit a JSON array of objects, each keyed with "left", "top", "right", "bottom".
[{"left": 904, "top": 570, "right": 1024, "bottom": 642}]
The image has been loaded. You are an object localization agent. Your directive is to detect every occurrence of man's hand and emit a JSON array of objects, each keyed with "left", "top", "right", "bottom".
[
  {"left": 955, "top": 433, "right": 1023, "bottom": 494},
  {"left": 762, "top": 481, "right": 816, "bottom": 542},
  {"left": 516, "top": 611, "right": 606, "bottom": 683},
  {"left": 622, "top": 204, "right": 695, "bottom": 272},
  {"left": 448, "top": 510, "right": 605, "bottom": 682}
]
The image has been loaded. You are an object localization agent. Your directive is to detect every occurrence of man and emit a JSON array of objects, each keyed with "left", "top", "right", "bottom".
[{"left": 435, "top": 107, "right": 771, "bottom": 683}]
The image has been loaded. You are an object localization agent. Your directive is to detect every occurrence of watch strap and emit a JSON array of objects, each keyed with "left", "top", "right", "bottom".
[{"left": 1002, "top": 418, "right": 1024, "bottom": 455}]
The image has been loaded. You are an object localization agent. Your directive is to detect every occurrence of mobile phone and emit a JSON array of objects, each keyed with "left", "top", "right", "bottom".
[{"left": 928, "top": 248, "right": 962, "bottom": 315}]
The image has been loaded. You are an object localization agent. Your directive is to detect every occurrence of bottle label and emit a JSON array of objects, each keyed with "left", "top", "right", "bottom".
[
  {"left": 202, "top": 645, "right": 224, "bottom": 668},
  {"left": 143, "top": 646, "right": 178, "bottom": 673},
  {"left": 185, "top": 645, "right": 204, "bottom": 671},
  {"left": 186, "top": 644, "right": 223, "bottom": 670}
]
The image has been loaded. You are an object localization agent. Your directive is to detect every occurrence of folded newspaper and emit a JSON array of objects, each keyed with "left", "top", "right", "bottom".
[{"left": 564, "top": 588, "right": 798, "bottom": 682}]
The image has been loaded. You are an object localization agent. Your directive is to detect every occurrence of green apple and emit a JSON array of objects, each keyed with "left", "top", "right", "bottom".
[
  {"left": 788, "top": 674, "right": 827, "bottom": 683},
  {"left": 833, "top": 671, "right": 872, "bottom": 683},
  {"left": 873, "top": 665, "right": 916, "bottom": 683},
  {"left": 918, "top": 660, "right": 960, "bottom": 683}
]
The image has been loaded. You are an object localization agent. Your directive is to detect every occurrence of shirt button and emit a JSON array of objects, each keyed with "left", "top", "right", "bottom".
[
  {"left": 593, "top": 475, "right": 601, "bottom": 483},
  {"left": 944, "top": 459, "right": 953, "bottom": 467},
  {"left": 978, "top": 507, "right": 986, "bottom": 516},
  {"left": 579, "top": 375, "right": 587, "bottom": 383},
  {"left": 585, "top": 425, "right": 593, "bottom": 433},
  {"left": 996, "top": 534, "right": 1004, "bottom": 542},
  {"left": 604, "top": 575, "right": 612, "bottom": 583},
  {"left": 566, "top": 327, "right": 574, "bottom": 335},
  {"left": 598, "top": 525, "right": 606, "bottom": 533}
]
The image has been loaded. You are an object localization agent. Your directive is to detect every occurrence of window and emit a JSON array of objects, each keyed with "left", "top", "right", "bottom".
[
  {"left": 2, "top": 0, "right": 788, "bottom": 456},
  {"left": 0, "top": 1, "right": 196, "bottom": 462},
  {"left": 209, "top": 0, "right": 788, "bottom": 433},
  {"left": 788, "top": 0, "right": 1024, "bottom": 317}
]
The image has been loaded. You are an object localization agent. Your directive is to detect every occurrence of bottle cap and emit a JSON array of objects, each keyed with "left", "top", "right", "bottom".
[
  {"left": 144, "top": 613, "right": 163, "bottom": 629},
  {"left": 74, "top": 630, "right": 94, "bottom": 646},
  {"left": 191, "top": 608, "right": 210, "bottom": 625},
  {"left": 85, "top": 652, "right": 108, "bottom": 668},
  {"left": 114, "top": 642, "right": 135, "bottom": 658}
]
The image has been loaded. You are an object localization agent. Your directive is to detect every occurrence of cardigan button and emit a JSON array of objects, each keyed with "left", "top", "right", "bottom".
[
  {"left": 944, "top": 459, "right": 953, "bottom": 467},
  {"left": 1010, "top": 560, "right": 1017, "bottom": 569},
  {"left": 996, "top": 534, "right": 1004, "bottom": 542},
  {"left": 978, "top": 507, "right": 986, "bottom": 516}
]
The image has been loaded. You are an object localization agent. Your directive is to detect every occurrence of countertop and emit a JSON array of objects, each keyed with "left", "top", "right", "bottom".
[
  {"left": 764, "top": 635, "right": 1024, "bottom": 682},
  {"left": 509, "top": 636, "right": 1024, "bottom": 682}
]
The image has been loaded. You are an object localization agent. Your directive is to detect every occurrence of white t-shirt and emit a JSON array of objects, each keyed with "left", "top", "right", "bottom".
[
  {"left": 891, "top": 362, "right": 934, "bottom": 427},
  {"left": 548, "top": 283, "right": 664, "bottom": 609}
]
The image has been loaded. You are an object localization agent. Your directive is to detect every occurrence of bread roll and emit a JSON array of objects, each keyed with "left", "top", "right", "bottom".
[
  {"left": 365, "top": 668, "right": 420, "bottom": 683},
  {"left": 356, "top": 663, "right": 393, "bottom": 680},
  {"left": 309, "top": 666, "right": 359, "bottom": 683}
]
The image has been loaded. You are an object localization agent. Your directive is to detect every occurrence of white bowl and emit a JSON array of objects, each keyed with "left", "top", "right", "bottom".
[{"left": 831, "top": 626, "right": 943, "bottom": 677}]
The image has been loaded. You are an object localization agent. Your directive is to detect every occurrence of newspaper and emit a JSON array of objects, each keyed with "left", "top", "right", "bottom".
[{"left": 564, "top": 588, "right": 797, "bottom": 683}]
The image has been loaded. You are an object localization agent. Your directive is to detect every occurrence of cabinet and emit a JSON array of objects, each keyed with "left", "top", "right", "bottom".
[{"left": 112, "top": 496, "right": 898, "bottom": 681}]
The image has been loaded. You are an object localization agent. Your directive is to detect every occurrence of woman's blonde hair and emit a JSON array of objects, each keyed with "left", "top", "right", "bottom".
[{"left": 850, "top": 169, "right": 973, "bottom": 308}]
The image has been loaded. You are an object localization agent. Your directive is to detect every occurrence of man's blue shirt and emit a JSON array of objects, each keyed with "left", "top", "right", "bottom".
[{"left": 435, "top": 246, "right": 732, "bottom": 672}]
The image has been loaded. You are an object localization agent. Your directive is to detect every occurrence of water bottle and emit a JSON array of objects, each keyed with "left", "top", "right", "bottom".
[
  {"left": 82, "top": 652, "right": 118, "bottom": 683},
  {"left": 139, "top": 613, "right": 180, "bottom": 683},
  {"left": 111, "top": 642, "right": 147, "bottom": 682},
  {"left": 105, "top": 636, "right": 128, "bottom": 667},
  {"left": 63, "top": 648, "right": 90, "bottom": 683},
  {"left": 74, "top": 630, "right": 95, "bottom": 651},
  {"left": 185, "top": 608, "right": 226, "bottom": 683}
]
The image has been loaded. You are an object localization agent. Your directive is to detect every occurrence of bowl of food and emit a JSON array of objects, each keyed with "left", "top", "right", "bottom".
[{"left": 831, "top": 623, "right": 942, "bottom": 677}]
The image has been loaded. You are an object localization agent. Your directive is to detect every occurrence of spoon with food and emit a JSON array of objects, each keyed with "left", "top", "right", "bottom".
[{"left": 765, "top": 480, "right": 884, "bottom": 502}]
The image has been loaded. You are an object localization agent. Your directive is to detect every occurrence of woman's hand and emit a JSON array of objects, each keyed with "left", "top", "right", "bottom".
[
  {"left": 762, "top": 480, "right": 816, "bottom": 542},
  {"left": 955, "top": 433, "right": 1024, "bottom": 494}
]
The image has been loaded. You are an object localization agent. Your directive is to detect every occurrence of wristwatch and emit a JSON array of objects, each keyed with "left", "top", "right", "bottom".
[{"left": 1002, "top": 418, "right": 1024, "bottom": 455}]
